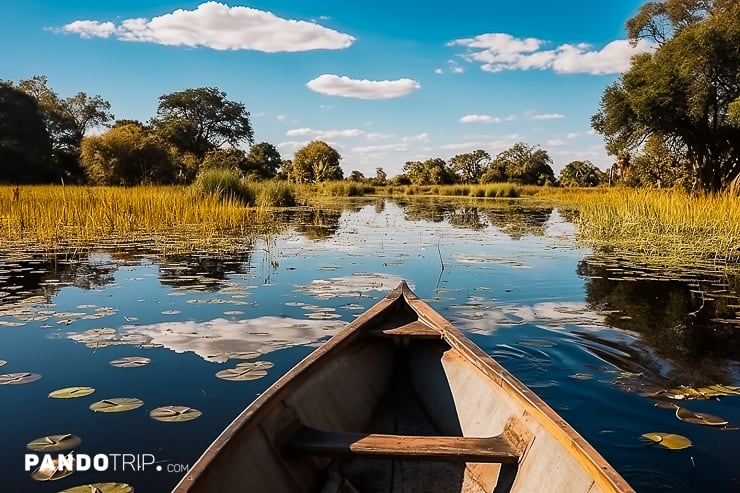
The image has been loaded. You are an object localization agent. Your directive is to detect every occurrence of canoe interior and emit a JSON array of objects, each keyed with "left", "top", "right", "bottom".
[{"left": 174, "top": 284, "right": 633, "bottom": 493}]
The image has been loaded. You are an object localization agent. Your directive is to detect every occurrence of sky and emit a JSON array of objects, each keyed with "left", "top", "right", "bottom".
[{"left": 2, "top": 0, "right": 654, "bottom": 177}]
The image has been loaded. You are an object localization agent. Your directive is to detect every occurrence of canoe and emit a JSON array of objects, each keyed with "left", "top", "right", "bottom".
[{"left": 173, "top": 281, "right": 634, "bottom": 493}]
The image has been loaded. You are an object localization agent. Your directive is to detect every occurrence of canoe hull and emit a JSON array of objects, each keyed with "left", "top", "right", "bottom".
[{"left": 173, "top": 282, "right": 634, "bottom": 493}]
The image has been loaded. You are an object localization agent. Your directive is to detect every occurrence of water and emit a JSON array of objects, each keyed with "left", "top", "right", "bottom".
[{"left": 1, "top": 197, "right": 738, "bottom": 492}]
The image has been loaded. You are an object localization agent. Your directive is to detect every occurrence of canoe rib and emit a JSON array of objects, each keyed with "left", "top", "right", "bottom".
[{"left": 287, "top": 427, "right": 520, "bottom": 463}]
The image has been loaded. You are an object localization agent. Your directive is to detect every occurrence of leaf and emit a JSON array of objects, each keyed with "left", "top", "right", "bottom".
[
  {"left": 0, "top": 359, "right": 6, "bottom": 366},
  {"left": 640, "top": 432, "right": 692, "bottom": 450},
  {"left": 59, "top": 483, "right": 134, "bottom": 493},
  {"left": 90, "top": 398, "right": 144, "bottom": 413},
  {"left": 675, "top": 405, "right": 729, "bottom": 426},
  {"left": 26, "top": 434, "right": 82, "bottom": 452},
  {"left": 30, "top": 454, "right": 75, "bottom": 481},
  {"left": 216, "top": 366, "right": 268, "bottom": 381},
  {"left": 150, "top": 406, "right": 202, "bottom": 422},
  {"left": 109, "top": 357, "right": 151, "bottom": 368},
  {"left": 49, "top": 386, "right": 96, "bottom": 399},
  {"left": 228, "top": 351, "right": 261, "bottom": 360},
  {"left": 0, "top": 372, "right": 42, "bottom": 385}
]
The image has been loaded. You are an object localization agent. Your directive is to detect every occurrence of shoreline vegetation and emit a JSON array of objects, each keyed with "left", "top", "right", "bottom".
[{"left": 1, "top": 184, "right": 738, "bottom": 270}]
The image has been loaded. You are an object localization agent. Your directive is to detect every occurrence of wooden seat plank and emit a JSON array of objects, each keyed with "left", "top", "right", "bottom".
[
  {"left": 287, "top": 427, "right": 519, "bottom": 463},
  {"left": 368, "top": 320, "right": 440, "bottom": 339}
]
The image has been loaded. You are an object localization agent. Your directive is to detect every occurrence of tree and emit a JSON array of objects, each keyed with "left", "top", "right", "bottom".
[
  {"left": 291, "top": 141, "right": 343, "bottom": 183},
  {"left": 0, "top": 83, "right": 57, "bottom": 182},
  {"left": 450, "top": 149, "right": 491, "bottom": 184},
  {"left": 244, "top": 142, "right": 281, "bottom": 179},
  {"left": 80, "top": 122, "right": 176, "bottom": 185},
  {"left": 593, "top": 0, "right": 740, "bottom": 192},
  {"left": 349, "top": 170, "right": 366, "bottom": 182},
  {"left": 559, "top": 160, "right": 606, "bottom": 187},
  {"left": 481, "top": 142, "right": 555, "bottom": 185},
  {"left": 623, "top": 135, "right": 692, "bottom": 188},
  {"left": 15, "top": 75, "right": 113, "bottom": 182},
  {"left": 151, "top": 87, "right": 254, "bottom": 159},
  {"left": 402, "top": 158, "right": 455, "bottom": 185},
  {"left": 373, "top": 167, "right": 387, "bottom": 186}
]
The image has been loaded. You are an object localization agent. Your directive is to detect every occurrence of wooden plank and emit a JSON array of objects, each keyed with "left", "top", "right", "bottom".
[
  {"left": 368, "top": 320, "right": 440, "bottom": 339},
  {"left": 286, "top": 427, "right": 519, "bottom": 464}
]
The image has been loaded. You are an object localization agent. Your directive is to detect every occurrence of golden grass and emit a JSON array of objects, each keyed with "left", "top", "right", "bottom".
[
  {"left": 0, "top": 185, "right": 275, "bottom": 251},
  {"left": 539, "top": 187, "right": 740, "bottom": 266}
]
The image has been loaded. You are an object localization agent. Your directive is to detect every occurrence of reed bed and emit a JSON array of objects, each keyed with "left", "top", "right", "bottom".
[
  {"left": 383, "top": 183, "right": 525, "bottom": 197},
  {"left": 544, "top": 188, "right": 740, "bottom": 266},
  {"left": 0, "top": 186, "right": 275, "bottom": 251}
]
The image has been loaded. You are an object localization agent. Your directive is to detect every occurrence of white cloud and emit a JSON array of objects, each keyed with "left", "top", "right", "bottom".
[
  {"left": 353, "top": 143, "right": 409, "bottom": 154},
  {"left": 460, "top": 114, "right": 497, "bottom": 124},
  {"left": 546, "top": 139, "right": 566, "bottom": 147},
  {"left": 449, "top": 32, "right": 654, "bottom": 75},
  {"left": 403, "top": 133, "right": 429, "bottom": 143},
  {"left": 306, "top": 74, "right": 421, "bottom": 100},
  {"left": 58, "top": 2, "right": 355, "bottom": 52},
  {"left": 532, "top": 113, "right": 565, "bottom": 120},
  {"left": 435, "top": 68, "right": 444, "bottom": 75},
  {"left": 286, "top": 128, "right": 364, "bottom": 139}
]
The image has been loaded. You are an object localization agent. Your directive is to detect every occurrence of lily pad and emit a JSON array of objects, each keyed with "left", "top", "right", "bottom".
[
  {"left": 49, "top": 386, "right": 96, "bottom": 399},
  {"left": 236, "top": 361, "right": 275, "bottom": 370},
  {"left": 640, "top": 432, "right": 692, "bottom": 450},
  {"left": 0, "top": 359, "right": 6, "bottom": 366},
  {"left": 59, "top": 483, "right": 134, "bottom": 493},
  {"left": 90, "top": 398, "right": 144, "bottom": 413},
  {"left": 228, "top": 351, "right": 261, "bottom": 360},
  {"left": 109, "top": 357, "right": 151, "bottom": 368},
  {"left": 27, "top": 434, "right": 82, "bottom": 452},
  {"left": 150, "top": 406, "right": 202, "bottom": 423},
  {"left": 216, "top": 366, "right": 268, "bottom": 382},
  {"left": 675, "top": 405, "right": 729, "bottom": 426},
  {"left": 31, "top": 454, "right": 75, "bottom": 481},
  {"left": 0, "top": 372, "right": 41, "bottom": 385}
]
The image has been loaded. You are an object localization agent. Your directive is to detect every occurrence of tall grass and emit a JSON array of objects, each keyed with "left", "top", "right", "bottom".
[
  {"left": 545, "top": 188, "right": 740, "bottom": 265},
  {"left": 382, "top": 183, "right": 523, "bottom": 197},
  {"left": 0, "top": 185, "right": 270, "bottom": 250}
]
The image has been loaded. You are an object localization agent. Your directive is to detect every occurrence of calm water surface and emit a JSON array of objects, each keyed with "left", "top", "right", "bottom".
[{"left": 1, "top": 198, "right": 739, "bottom": 492}]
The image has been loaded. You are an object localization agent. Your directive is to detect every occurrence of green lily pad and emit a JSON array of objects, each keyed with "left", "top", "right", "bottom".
[
  {"left": 26, "top": 434, "right": 82, "bottom": 452},
  {"left": 675, "top": 405, "right": 729, "bottom": 426},
  {"left": 59, "top": 483, "right": 134, "bottom": 493},
  {"left": 49, "top": 386, "right": 96, "bottom": 399},
  {"left": 150, "top": 406, "right": 202, "bottom": 423},
  {"left": 216, "top": 366, "right": 268, "bottom": 382},
  {"left": 30, "top": 454, "right": 75, "bottom": 481},
  {"left": 109, "top": 357, "right": 150, "bottom": 368},
  {"left": 90, "top": 398, "right": 144, "bottom": 413},
  {"left": 0, "top": 372, "right": 42, "bottom": 385},
  {"left": 640, "top": 432, "right": 692, "bottom": 450}
]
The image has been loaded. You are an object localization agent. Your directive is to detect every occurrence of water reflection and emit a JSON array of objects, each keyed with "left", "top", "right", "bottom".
[{"left": 578, "top": 256, "right": 740, "bottom": 385}]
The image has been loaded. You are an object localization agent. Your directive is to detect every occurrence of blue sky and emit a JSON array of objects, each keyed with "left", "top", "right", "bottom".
[{"left": 2, "top": 1, "right": 653, "bottom": 177}]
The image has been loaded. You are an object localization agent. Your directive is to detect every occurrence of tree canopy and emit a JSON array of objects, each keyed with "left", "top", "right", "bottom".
[
  {"left": 449, "top": 150, "right": 491, "bottom": 184},
  {"left": 593, "top": 0, "right": 740, "bottom": 192},
  {"left": 559, "top": 160, "right": 606, "bottom": 187},
  {"left": 244, "top": 142, "right": 282, "bottom": 179},
  {"left": 481, "top": 142, "right": 556, "bottom": 185},
  {"left": 151, "top": 87, "right": 254, "bottom": 159},
  {"left": 0, "top": 83, "right": 57, "bottom": 183},
  {"left": 290, "top": 141, "right": 343, "bottom": 183}
]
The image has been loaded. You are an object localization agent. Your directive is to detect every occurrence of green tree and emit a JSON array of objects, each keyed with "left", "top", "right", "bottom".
[
  {"left": 349, "top": 170, "right": 366, "bottom": 182},
  {"left": 151, "top": 87, "right": 254, "bottom": 159},
  {"left": 450, "top": 149, "right": 491, "bottom": 184},
  {"left": 15, "top": 75, "right": 113, "bottom": 182},
  {"left": 402, "top": 158, "right": 455, "bottom": 185},
  {"left": 623, "top": 135, "right": 692, "bottom": 188},
  {"left": 80, "top": 122, "right": 176, "bottom": 185},
  {"left": 244, "top": 142, "right": 282, "bottom": 179},
  {"left": 291, "top": 141, "right": 343, "bottom": 183},
  {"left": 481, "top": 142, "right": 555, "bottom": 185},
  {"left": 593, "top": 0, "right": 740, "bottom": 192},
  {"left": 0, "top": 82, "right": 57, "bottom": 182},
  {"left": 559, "top": 160, "right": 606, "bottom": 187}
]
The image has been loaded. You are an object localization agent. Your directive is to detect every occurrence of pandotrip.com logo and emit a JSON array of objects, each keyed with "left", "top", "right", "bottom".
[{"left": 25, "top": 452, "right": 190, "bottom": 478}]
